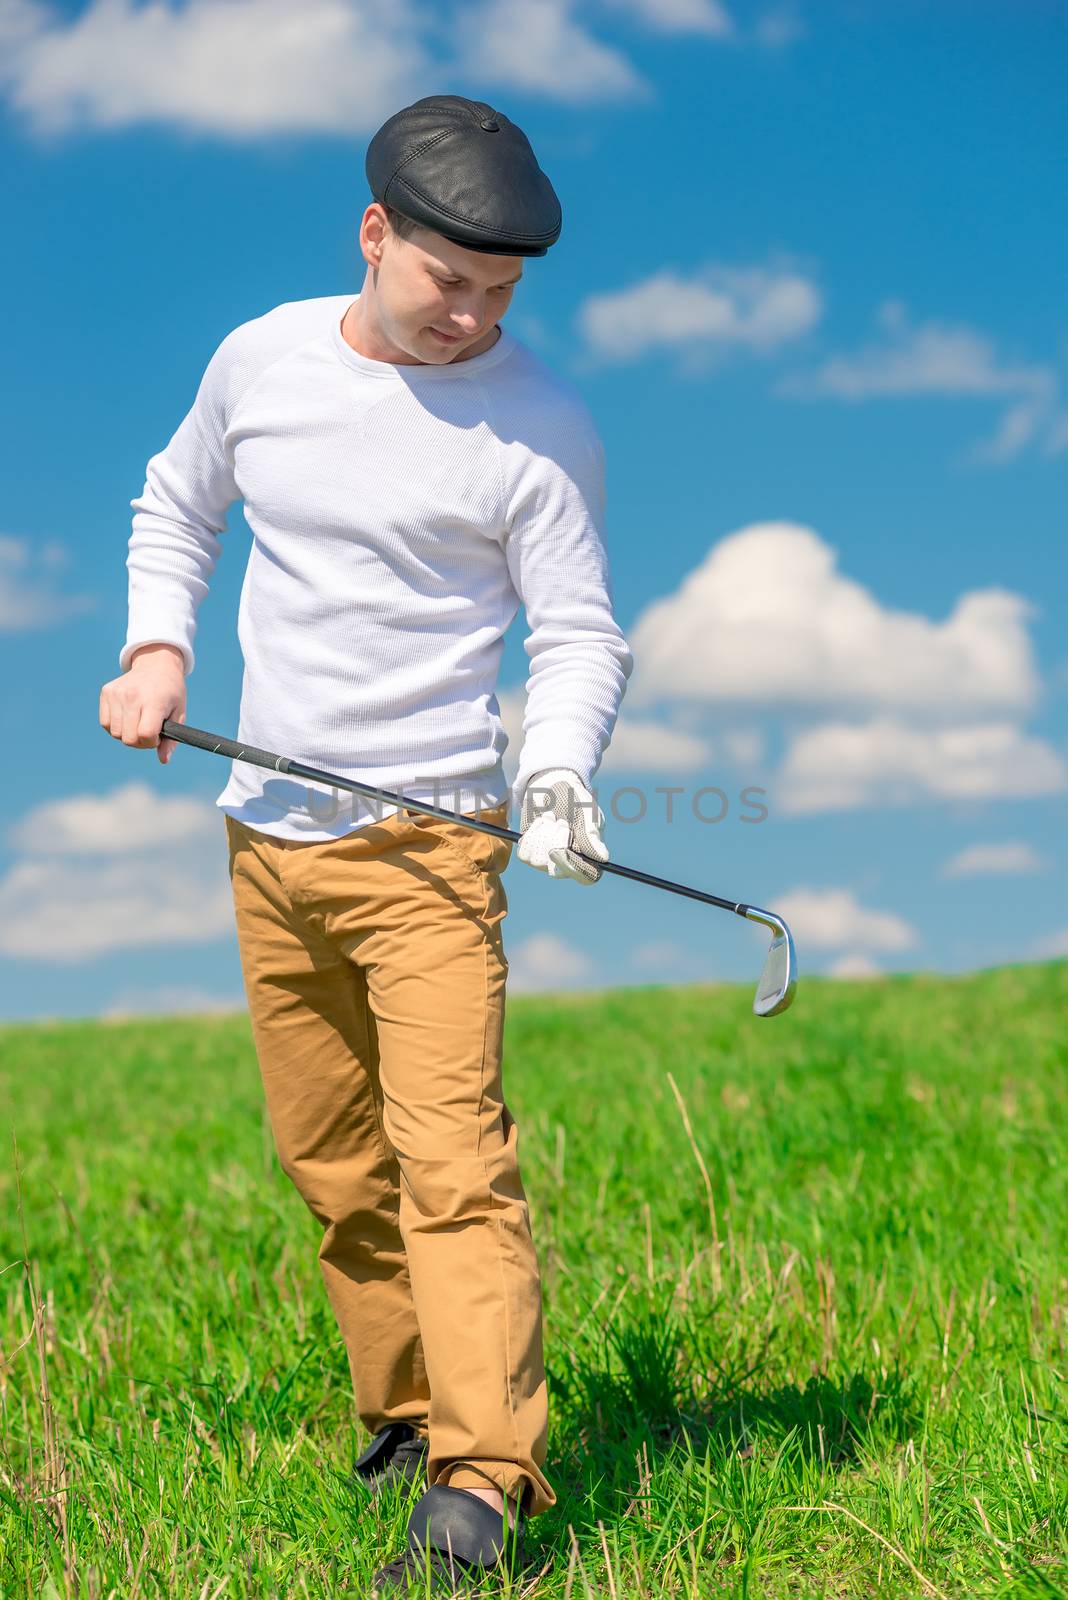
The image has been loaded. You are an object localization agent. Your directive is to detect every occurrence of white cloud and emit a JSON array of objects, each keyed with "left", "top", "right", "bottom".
[
  {"left": 0, "top": 0, "right": 42, "bottom": 56},
  {"left": 1033, "top": 928, "right": 1068, "bottom": 960},
  {"left": 596, "top": 0, "right": 735, "bottom": 36},
  {"left": 506, "top": 520, "right": 1057, "bottom": 821},
  {"left": 781, "top": 299, "right": 1051, "bottom": 400},
  {"left": 7, "top": 780, "right": 219, "bottom": 854},
  {"left": 0, "top": 0, "right": 803, "bottom": 142},
  {"left": 0, "top": 0, "right": 434, "bottom": 139},
  {"left": 498, "top": 686, "right": 715, "bottom": 781},
  {"left": 0, "top": 533, "right": 95, "bottom": 630},
  {"left": 778, "top": 718, "right": 1067, "bottom": 815},
  {"left": 0, "top": 0, "right": 680, "bottom": 138},
  {"left": 722, "top": 728, "right": 766, "bottom": 768},
  {"left": 577, "top": 264, "right": 822, "bottom": 365},
  {"left": 102, "top": 985, "right": 246, "bottom": 1020},
  {"left": 939, "top": 841, "right": 1048, "bottom": 879},
  {"left": 0, "top": 782, "right": 232, "bottom": 961},
  {"left": 601, "top": 717, "right": 713, "bottom": 773},
  {"left": 968, "top": 397, "right": 1053, "bottom": 466},
  {"left": 777, "top": 299, "right": 1068, "bottom": 464},
  {"left": 506, "top": 931, "right": 598, "bottom": 993},
  {"left": 0, "top": 852, "right": 235, "bottom": 962},
  {"left": 454, "top": 0, "right": 647, "bottom": 103},
  {"left": 825, "top": 953, "right": 884, "bottom": 979},
  {"left": 773, "top": 886, "right": 917, "bottom": 952},
  {"left": 625, "top": 522, "right": 1041, "bottom": 722}
]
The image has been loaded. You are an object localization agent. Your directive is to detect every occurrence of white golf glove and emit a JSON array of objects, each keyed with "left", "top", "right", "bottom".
[{"left": 517, "top": 767, "right": 609, "bottom": 885}]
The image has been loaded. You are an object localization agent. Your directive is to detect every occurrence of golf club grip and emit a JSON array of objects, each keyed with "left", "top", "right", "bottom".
[{"left": 161, "top": 720, "right": 289, "bottom": 773}]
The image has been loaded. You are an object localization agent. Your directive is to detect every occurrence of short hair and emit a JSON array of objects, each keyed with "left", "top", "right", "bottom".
[{"left": 381, "top": 202, "right": 425, "bottom": 244}]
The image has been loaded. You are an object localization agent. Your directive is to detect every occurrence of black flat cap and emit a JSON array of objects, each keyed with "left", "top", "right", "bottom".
[{"left": 365, "top": 94, "right": 561, "bottom": 258}]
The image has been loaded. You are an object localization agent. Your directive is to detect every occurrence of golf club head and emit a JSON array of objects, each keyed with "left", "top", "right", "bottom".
[{"left": 743, "top": 907, "right": 798, "bottom": 1017}]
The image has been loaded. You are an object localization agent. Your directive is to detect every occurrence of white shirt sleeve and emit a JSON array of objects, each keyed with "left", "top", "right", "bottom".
[
  {"left": 119, "top": 329, "right": 244, "bottom": 676},
  {"left": 503, "top": 413, "right": 633, "bottom": 816}
]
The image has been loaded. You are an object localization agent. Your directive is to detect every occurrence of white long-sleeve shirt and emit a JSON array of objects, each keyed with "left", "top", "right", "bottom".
[{"left": 121, "top": 292, "right": 633, "bottom": 841}]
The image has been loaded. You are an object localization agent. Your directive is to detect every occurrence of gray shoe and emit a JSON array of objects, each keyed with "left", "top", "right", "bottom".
[
  {"left": 371, "top": 1483, "right": 531, "bottom": 1594},
  {"left": 353, "top": 1422, "right": 430, "bottom": 1495}
]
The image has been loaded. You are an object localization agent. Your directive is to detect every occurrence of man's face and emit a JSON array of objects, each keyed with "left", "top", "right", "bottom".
[{"left": 363, "top": 206, "right": 524, "bottom": 363}]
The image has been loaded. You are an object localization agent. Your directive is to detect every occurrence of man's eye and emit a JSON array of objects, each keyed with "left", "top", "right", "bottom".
[{"left": 434, "top": 278, "right": 513, "bottom": 290}]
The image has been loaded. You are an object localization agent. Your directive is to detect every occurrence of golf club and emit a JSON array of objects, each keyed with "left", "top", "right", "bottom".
[{"left": 159, "top": 719, "right": 798, "bottom": 1017}]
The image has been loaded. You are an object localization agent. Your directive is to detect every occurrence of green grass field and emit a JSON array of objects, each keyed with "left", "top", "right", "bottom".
[{"left": 2, "top": 962, "right": 1066, "bottom": 1597}]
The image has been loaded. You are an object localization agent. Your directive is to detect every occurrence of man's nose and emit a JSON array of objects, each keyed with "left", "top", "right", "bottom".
[{"left": 451, "top": 296, "right": 487, "bottom": 330}]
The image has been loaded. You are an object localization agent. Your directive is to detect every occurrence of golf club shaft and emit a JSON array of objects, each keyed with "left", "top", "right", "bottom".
[{"left": 161, "top": 719, "right": 752, "bottom": 918}]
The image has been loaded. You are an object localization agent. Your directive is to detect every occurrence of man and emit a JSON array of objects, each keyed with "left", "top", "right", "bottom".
[{"left": 100, "top": 95, "right": 632, "bottom": 1592}]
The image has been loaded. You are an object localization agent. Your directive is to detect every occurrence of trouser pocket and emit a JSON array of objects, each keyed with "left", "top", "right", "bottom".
[{"left": 409, "top": 802, "right": 513, "bottom": 879}]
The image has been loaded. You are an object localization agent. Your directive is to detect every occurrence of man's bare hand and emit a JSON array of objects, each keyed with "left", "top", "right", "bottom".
[{"left": 100, "top": 643, "right": 188, "bottom": 765}]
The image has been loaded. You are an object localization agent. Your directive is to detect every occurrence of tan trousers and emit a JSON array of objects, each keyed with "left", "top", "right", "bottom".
[{"left": 224, "top": 800, "right": 556, "bottom": 1517}]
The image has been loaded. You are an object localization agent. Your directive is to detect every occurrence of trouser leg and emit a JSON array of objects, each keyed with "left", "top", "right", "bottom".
[
  {"left": 281, "top": 801, "right": 557, "bottom": 1518},
  {"left": 224, "top": 812, "right": 429, "bottom": 1438}
]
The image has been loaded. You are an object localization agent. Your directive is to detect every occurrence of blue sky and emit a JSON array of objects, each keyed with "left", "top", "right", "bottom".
[{"left": 1, "top": 0, "right": 1065, "bottom": 1021}]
